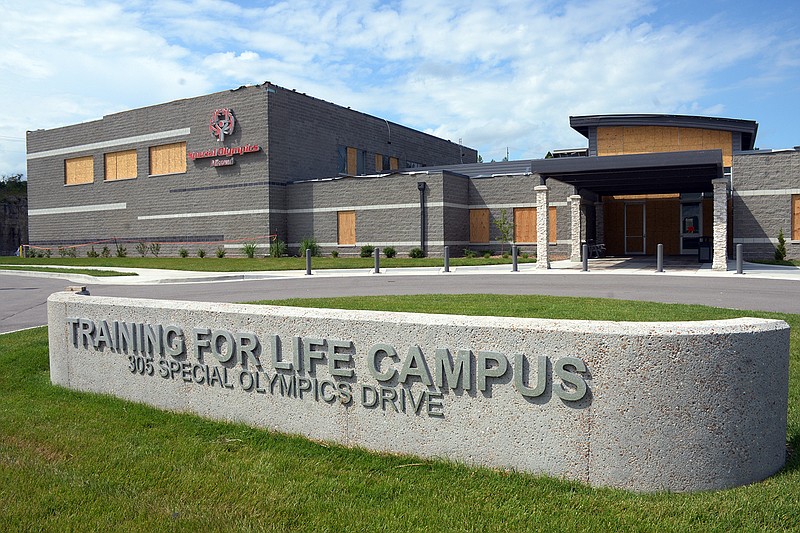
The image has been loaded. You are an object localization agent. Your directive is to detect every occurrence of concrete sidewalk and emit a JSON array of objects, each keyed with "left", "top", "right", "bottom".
[{"left": 2, "top": 257, "right": 799, "bottom": 285}]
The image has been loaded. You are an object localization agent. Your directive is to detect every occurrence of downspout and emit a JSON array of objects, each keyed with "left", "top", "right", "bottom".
[{"left": 417, "top": 181, "right": 427, "bottom": 255}]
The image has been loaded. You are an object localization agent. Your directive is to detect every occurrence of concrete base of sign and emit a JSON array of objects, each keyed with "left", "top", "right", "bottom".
[{"left": 47, "top": 292, "right": 790, "bottom": 492}]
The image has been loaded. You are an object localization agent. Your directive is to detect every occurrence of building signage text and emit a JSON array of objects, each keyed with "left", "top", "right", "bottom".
[{"left": 66, "top": 317, "right": 590, "bottom": 419}]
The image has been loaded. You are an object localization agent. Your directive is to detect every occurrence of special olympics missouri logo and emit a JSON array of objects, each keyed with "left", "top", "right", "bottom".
[{"left": 209, "top": 108, "right": 235, "bottom": 142}]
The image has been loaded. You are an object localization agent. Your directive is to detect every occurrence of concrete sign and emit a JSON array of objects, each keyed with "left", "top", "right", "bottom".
[{"left": 47, "top": 292, "right": 790, "bottom": 492}]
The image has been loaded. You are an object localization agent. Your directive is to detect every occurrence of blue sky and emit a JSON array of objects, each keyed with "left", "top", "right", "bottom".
[{"left": 2, "top": 0, "right": 798, "bottom": 176}]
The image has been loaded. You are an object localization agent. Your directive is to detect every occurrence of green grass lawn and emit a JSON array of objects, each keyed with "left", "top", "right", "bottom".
[
  {"left": 0, "top": 265, "right": 136, "bottom": 277},
  {"left": 0, "top": 254, "right": 533, "bottom": 272},
  {"left": 1, "top": 295, "right": 798, "bottom": 531}
]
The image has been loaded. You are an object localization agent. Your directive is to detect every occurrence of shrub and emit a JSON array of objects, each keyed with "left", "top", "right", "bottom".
[
  {"left": 360, "top": 245, "right": 374, "bottom": 258},
  {"left": 502, "top": 252, "right": 509, "bottom": 259},
  {"left": 216, "top": 246, "right": 226, "bottom": 258},
  {"left": 383, "top": 246, "right": 396, "bottom": 258},
  {"left": 522, "top": 252, "right": 529, "bottom": 259},
  {"left": 331, "top": 250, "right": 339, "bottom": 258},
  {"left": 483, "top": 251, "right": 492, "bottom": 259},
  {"left": 299, "top": 237, "right": 321, "bottom": 257},
  {"left": 492, "top": 208, "right": 514, "bottom": 254},
  {"left": 114, "top": 240, "right": 127, "bottom": 258},
  {"left": 775, "top": 228, "right": 787, "bottom": 261},
  {"left": 135, "top": 241, "right": 148, "bottom": 257},
  {"left": 86, "top": 246, "right": 99, "bottom": 258},
  {"left": 149, "top": 243, "right": 161, "bottom": 257},
  {"left": 463, "top": 249, "right": 477, "bottom": 258},
  {"left": 242, "top": 242, "right": 257, "bottom": 259},
  {"left": 101, "top": 246, "right": 111, "bottom": 258},
  {"left": 197, "top": 248, "right": 206, "bottom": 258},
  {"left": 179, "top": 248, "right": 189, "bottom": 258},
  {"left": 269, "top": 237, "right": 287, "bottom": 258},
  {"left": 409, "top": 247, "right": 425, "bottom": 258},
  {"left": 57, "top": 246, "right": 76, "bottom": 258}
]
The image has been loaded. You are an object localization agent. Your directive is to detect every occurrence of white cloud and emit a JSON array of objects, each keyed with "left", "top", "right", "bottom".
[{"left": 1, "top": 0, "right": 796, "bottom": 173}]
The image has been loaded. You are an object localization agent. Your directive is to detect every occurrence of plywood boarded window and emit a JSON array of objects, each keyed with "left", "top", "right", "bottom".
[
  {"left": 65, "top": 156, "right": 94, "bottom": 185},
  {"left": 375, "top": 153, "right": 384, "bottom": 172},
  {"left": 469, "top": 209, "right": 490, "bottom": 243},
  {"left": 389, "top": 157, "right": 399, "bottom": 170},
  {"left": 548, "top": 206, "right": 557, "bottom": 243},
  {"left": 513, "top": 207, "right": 557, "bottom": 243},
  {"left": 149, "top": 142, "right": 186, "bottom": 176},
  {"left": 793, "top": 195, "right": 800, "bottom": 241},
  {"left": 104, "top": 149, "right": 137, "bottom": 181},
  {"left": 346, "top": 147, "right": 358, "bottom": 175},
  {"left": 338, "top": 210, "right": 356, "bottom": 245}
]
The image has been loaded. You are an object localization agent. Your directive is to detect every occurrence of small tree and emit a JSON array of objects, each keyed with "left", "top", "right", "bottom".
[
  {"left": 775, "top": 228, "right": 787, "bottom": 261},
  {"left": 493, "top": 208, "right": 514, "bottom": 254}
]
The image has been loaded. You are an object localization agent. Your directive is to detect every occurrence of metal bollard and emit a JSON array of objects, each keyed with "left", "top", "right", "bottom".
[
  {"left": 656, "top": 243, "right": 664, "bottom": 273},
  {"left": 736, "top": 243, "right": 743, "bottom": 274},
  {"left": 305, "top": 249, "right": 312, "bottom": 275},
  {"left": 512, "top": 245, "right": 518, "bottom": 272},
  {"left": 444, "top": 246, "right": 450, "bottom": 273},
  {"left": 582, "top": 244, "right": 589, "bottom": 272},
  {"left": 374, "top": 248, "right": 381, "bottom": 274}
]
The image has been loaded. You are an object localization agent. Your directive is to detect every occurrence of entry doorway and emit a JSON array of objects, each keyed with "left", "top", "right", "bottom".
[
  {"left": 679, "top": 201, "right": 702, "bottom": 254},
  {"left": 624, "top": 202, "right": 646, "bottom": 254}
]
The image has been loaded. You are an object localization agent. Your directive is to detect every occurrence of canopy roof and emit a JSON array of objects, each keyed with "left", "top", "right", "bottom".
[{"left": 531, "top": 150, "right": 724, "bottom": 196}]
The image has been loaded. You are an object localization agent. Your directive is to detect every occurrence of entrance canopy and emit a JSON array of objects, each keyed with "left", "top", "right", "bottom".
[{"left": 531, "top": 150, "right": 724, "bottom": 196}]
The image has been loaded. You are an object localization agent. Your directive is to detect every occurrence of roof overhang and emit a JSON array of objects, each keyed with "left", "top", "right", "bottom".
[{"left": 531, "top": 150, "right": 724, "bottom": 196}]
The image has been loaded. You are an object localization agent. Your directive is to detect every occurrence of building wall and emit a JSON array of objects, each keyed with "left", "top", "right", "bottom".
[
  {"left": 464, "top": 175, "right": 572, "bottom": 257},
  {"left": 732, "top": 150, "right": 800, "bottom": 259},
  {"left": 268, "top": 86, "right": 476, "bottom": 184},
  {"left": 26, "top": 84, "right": 478, "bottom": 256},
  {"left": 285, "top": 171, "right": 462, "bottom": 255},
  {"left": 26, "top": 87, "right": 271, "bottom": 255}
]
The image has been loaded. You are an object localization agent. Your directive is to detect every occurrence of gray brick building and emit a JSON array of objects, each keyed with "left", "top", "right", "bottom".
[
  {"left": 25, "top": 86, "right": 799, "bottom": 263},
  {"left": 26, "top": 83, "right": 476, "bottom": 256}
]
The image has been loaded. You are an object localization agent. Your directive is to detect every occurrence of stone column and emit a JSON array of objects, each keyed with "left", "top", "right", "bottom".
[
  {"left": 535, "top": 185, "right": 550, "bottom": 269},
  {"left": 569, "top": 194, "right": 582, "bottom": 262},
  {"left": 595, "top": 201, "right": 605, "bottom": 245},
  {"left": 712, "top": 178, "right": 729, "bottom": 271}
]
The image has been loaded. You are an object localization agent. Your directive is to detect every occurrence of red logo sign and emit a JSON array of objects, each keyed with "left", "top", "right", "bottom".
[{"left": 209, "top": 108, "right": 235, "bottom": 142}]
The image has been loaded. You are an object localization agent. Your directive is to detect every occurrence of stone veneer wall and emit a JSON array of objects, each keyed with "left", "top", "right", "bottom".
[{"left": 732, "top": 149, "right": 800, "bottom": 260}]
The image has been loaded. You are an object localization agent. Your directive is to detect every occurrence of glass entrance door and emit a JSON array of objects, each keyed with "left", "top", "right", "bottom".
[
  {"left": 680, "top": 202, "right": 701, "bottom": 254},
  {"left": 624, "top": 202, "right": 646, "bottom": 255}
]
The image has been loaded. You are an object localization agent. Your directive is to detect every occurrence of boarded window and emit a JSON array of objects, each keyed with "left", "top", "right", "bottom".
[
  {"left": 65, "top": 156, "right": 94, "bottom": 185},
  {"left": 469, "top": 209, "right": 490, "bottom": 243},
  {"left": 338, "top": 210, "right": 356, "bottom": 245},
  {"left": 376, "top": 154, "right": 399, "bottom": 172},
  {"left": 104, "top": 149, "right": 137, "bottom": 181},
  {"left": 514, "top": 208, "right": 536, "bottom": 243},
  {"left": 346, "top": 147, "right": 358, "bottom": 175},
  {"left": 513, "top": 207, "right": 557, "bottom": 244},
  {"left": 149, "top": 142, "right": 186, "bottom": 176},
  {"left": 793, "top": 195, "right": 800, "bottom": 241}
]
